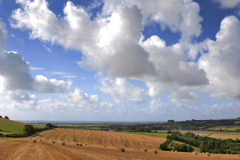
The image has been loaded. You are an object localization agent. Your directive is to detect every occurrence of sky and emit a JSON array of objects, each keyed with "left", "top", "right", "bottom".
[{"left": 0, "top": 0, "right": 240, "bottom": 121}]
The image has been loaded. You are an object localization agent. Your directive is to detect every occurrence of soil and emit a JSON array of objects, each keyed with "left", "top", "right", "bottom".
[{"left": 0, "top": 129, "right": 239, "bottom": 160}]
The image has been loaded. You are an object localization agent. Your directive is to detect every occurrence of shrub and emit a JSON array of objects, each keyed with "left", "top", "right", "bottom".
[
  {"left": 23, "top": 125, "right": 35, "bottom": 135},
  {"left": 187, "top": 145, "right": 194, "bottom": 152}
]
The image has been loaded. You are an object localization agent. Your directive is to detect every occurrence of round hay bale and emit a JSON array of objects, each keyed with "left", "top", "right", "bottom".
[
  {"left": 206, "top": 152, "right": 210, "bottom": 156},
  {"left": 116, "top": 146, "right": 118, "bottom": 148},
  {"left": 154, "top": 149, "right": 158, "bottom": 154},
  {"left": 76, "top": 143, "right": 79, "bottom": 146},
  {"left": 85, "top": 143, "right": 87, "bottom": 145},
  {"left": 104, "top": 145, "right": 106, "bottom": 147},
  {"left": 172, "top": 150, "right": 174, "bottom": 152},
  {"left": 219, "top": 153, "right": 222, "bottom": 155},
  {"left": 133, "top": 147, "right": 136, "bottom": 149},
  {"left": 52, "top": 141, "right": 55, "bottom": 144},
  {"left": 121, "top": 147, "right": 125, "bottom": 152},
  {"left": 62, "top": 142, "right": 65, "bottom": 145},
  {"left": 40, "top": 139, "right": 41, "bottom": 141},
  {"left": 138, "top": 148, "right": 140, "bottom": 150},
  {"left": 30, "top": 138, "right": 31, "bottom": 140},
  {"left": 194, "top": 151, "right": 197, "bottom": 155},
  {"left": 144, "top": 148, "right": 147, "bottom": 152},
  {"left": 79, "top": 143, "right": 82, "bottom": 146},
  {"left": 33, "top": 139, "right": 36, "bottom": 143},
  {"left": 175, "top": 150, "right": 178, "bottom": 153}
]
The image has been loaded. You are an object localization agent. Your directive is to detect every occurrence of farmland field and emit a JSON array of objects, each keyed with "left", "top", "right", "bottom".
[
  {"left": 0, "top": 128, "right": 240, "bottom": 160},
  {"left": 156, "top": 130, "right": 240, "bottom": 139},
  {"left": 0, "top": 118, "right": 45, "bottom": 135},
  {"left": 116, "top": 131, "right": 170, "bottom": 138},
  {"left": 226, "top": 125, "right": 240, "bottom": 131},
  {"left": 207, "top": 126, "right": 228, "bottom": 130}
]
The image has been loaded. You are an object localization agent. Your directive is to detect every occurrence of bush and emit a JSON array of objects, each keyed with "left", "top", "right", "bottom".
[
  {"left": 187, "top": 145, "right": 194, "bottom": 152},
  {"left": 5, "top": 133, "right": 28, "bottom": 137},
  {"left": 23, "top": 125, "right": 35, "bottom": 135}
]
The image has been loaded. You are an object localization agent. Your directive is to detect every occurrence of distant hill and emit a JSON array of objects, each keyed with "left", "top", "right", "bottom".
[{"left": 0, "top": 118, "right": 45, "bottom": 135}]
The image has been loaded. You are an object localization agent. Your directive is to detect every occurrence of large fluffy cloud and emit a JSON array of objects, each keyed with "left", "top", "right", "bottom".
[
  {"left": 10, "top": 0, "right": 207, "bottom": 89},
  {"left": 199, "top": 16, "right": 240, "bottom": 99},
  {"left": 103, "top": 0, "right": 203, "bottom": 38}
]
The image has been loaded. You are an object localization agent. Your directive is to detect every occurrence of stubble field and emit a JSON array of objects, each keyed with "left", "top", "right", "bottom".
[{"left": 0, "top": 128, "right": 239, "bottom": 160}]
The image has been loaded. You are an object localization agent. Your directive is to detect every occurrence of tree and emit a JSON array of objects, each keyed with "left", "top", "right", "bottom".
[
  {"left": 187, "top": 145, "right": 194, "bottom": 152},
  {"left": 206, "top": 141, "right": 214, "bottom": 151},
  {"left": 4, "top": 116, "right": 9, "bottom": 120},
  {"left": 23, "top": 125, "right": 35, "bottom": 135},
  {"left": 0, "top": 115, "right": 2, "bottom": 118},
  {"left": 46, "top": 123, "right": 53, "bottom": 129},
  {"left": 199, "top": 141, "right": 207, "bottom": 153}
]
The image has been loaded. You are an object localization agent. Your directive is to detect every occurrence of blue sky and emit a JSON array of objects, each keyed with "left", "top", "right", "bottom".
[{"left": 0, "top": 0, "right": 240, "bottom": 121}]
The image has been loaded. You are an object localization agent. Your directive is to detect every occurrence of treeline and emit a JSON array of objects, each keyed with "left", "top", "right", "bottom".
[
  {"left": 5, "top": 123, "right": 58, "bottom": 138},
  {"left": 151, "top": 120, "right": 236, "bottom": 130},
  {"left": 163, "top": 131, "right": 240, "bottom": 154},
  {"left": 99, "top": 119, "right": 238, "bottom": 132},
  {"left": 100, "top": 124, "right": 151, "bottom": 132}
]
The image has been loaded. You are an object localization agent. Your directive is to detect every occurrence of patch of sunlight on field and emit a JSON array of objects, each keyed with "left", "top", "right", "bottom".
[
  {"left": 172, "top": 140, "right": 200, "bottom": 152},
  {"left": 226, "top": 125, "right": 240, "bottom": 131},
  {"left": 115, "top": 131, "right": 170, "bottom": 138}
]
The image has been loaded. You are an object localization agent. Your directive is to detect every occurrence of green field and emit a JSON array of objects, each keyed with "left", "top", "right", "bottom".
[
  {"left": 172, "top": 140, "right": 200, "bottom": 152},
  {"left": 234, "top": 121, "right": 240, "bottom": 124},
  {"left": 226, "top": 125, "right": 240, "bottom": 131},
  {"left": 116, "top": 131, "right": 170, "bottom": 138},
  {"left": 0, "top": 118, "right": 45, "bottom": 135}
]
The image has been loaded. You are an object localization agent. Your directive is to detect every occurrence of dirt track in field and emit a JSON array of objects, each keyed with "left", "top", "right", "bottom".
[{"left": 0, "top": 129, "right": 240, "bottom": 160}]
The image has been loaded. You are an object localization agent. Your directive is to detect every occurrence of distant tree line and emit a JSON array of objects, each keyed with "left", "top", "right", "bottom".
[{"left": 99, "top": 120, "right": 239, "bottom": 132}]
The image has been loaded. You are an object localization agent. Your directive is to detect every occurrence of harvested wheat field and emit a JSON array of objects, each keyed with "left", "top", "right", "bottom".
[{"left": 0, "top": 129, "right": 239, "bottom": 160}]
